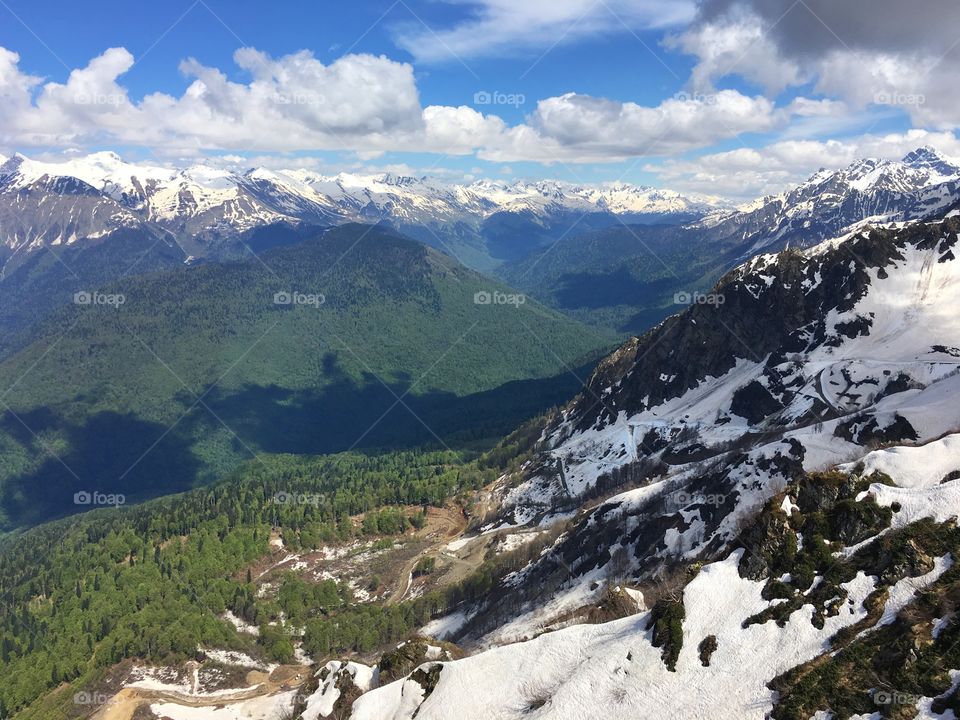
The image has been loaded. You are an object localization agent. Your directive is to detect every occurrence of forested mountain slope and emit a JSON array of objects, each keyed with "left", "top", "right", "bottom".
[{"left": 0, "top": 224, "right": 609, "bottom": 529}]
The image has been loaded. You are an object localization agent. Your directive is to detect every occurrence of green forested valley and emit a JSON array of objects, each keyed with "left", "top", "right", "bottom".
[{"left": 0, "top": 224, "right": 609, "bottom": 529}]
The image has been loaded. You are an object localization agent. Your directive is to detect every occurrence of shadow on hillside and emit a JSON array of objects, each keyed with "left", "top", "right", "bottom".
[
  {"left": 198, "top": 359, "right": 592, "bottom": 454},
  {"left": 0, "top": 409, "right": 201, "bottom": 529},
  {"left": 0, "top": 359, "right": 596, "bottom": 530},
  {"left": 554, "top": 267, "right": 677, "bottom": 310}
]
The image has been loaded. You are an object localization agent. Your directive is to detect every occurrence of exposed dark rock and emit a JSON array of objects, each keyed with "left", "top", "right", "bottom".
[
  {"left": 730, "top": 381, "right": 782, "bottom": 424},
  {"left": 698, "top": 635, "right": 718, "bottom": 667},
  {"left": 834, "top": 413, "right": 919, "bottom": 445},
  {"left": 737, "top": 508, "right": 797, "bottom": 581}
]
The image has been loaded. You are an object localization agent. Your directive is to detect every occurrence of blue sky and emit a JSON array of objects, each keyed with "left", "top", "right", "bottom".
[
  {"left": 0, "top": 0, "right": 957, "bottom": 198},
  {"left": 0, "top": 1, "right": 690, "bottom": 109}
]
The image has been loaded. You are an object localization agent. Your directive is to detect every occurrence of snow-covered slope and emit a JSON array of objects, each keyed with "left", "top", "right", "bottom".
[
  {"left": 353, "top": 552, "right": 944, "bottom": 719},
  {"left": 503, "top": 216, "right": 960, "bottom": 510},
  {"left": 490, "top": 219, "right": 960, "bottom": 593},
  {"left": 344, "top": 216, "right": 960, "bottom": 720},
  {"left": 354, "top": 544, "right": 955, "bottom": 719}
]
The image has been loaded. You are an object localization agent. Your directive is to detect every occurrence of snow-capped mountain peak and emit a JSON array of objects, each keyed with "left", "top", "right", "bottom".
[
  {"left": 808, "top": 147, "right": 960, "bottom": 193},
  {"left": 901, "top": 144, "right": 960, "bottom": 177},
  {"left": 2, "top": 148, "right": 957, "bottom": 276},
  {"left": 698, "top": 148, "right": 960, "bottom": 258},
  {"left": 0, "top": 152, "right": 172, "bottom": 194}
]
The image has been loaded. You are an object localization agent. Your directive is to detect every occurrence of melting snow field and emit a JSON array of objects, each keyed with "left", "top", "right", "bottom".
[
  {"left": 847, "top": 433, "right": 960, "bottom": 489},
  {"left": 199, "top": 648, "right": 274, "bottom": 672},
  {"left": 847, "top": 432, "right": 960, "bottom": 533},
  {"left": 222, "top": 610, "right": 260, "bottom": 636},
  {"left": 355, "top": 552, "right": 883, "bottom": 720},
  {"left": 303, "top": 662, "right": 377, "bottom": 720},
  {"left": 547, "top": 239, "right": 960, "bottom": 502},
  {"left": 149, "top": 690, "right": 298, "bottom": 720}
]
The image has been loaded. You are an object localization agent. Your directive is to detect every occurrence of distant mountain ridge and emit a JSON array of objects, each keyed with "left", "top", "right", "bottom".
[
  {"left": 506, "top": 146, "right": 960, "bottom": 333},
  {"left": 701, "top": 145, "right": 960, "bottom": 257},
  {"left": 0, "top": 152, "right": 726, "bottom": 273},
  {"left": 3, "top": 146, "right": 958, "bottom": 341}
]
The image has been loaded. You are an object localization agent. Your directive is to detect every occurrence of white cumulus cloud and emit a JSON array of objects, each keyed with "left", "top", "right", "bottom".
[
  {"left": 0, "top": 45, "right": 796, "bottom": 166},
  {"left": 671, "top": 0, "right": 960, "bottom": 131}
]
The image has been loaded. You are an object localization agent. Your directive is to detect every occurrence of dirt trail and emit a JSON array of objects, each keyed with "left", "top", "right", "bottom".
[
  {"left": 387, "top": 564, "right": 416, "bottom": 604},
  {"left": 422, "top": 505, "right": 469, "bottom": 540},
  {"left": 92, "top": 666, "right": 307, "bottom": 720},
  {"left": 385, "top": 505, "right": 470, "bottom": 604}
]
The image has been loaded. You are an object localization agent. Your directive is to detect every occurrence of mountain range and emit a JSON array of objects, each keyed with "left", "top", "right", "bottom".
[
  {"left": 0, "top": 146, "right": 958, "bottom": 528},
  {"left": 506, "top": 146, "right": 960, "bottom": 332},
  {"left": 0, "top": 224, "right": 610, "bottom": 529},
  {"left": 0, "top": 151, "right": 724, "bottom": 274},
  {"left": 3, "top": 147, "right": 959, "bottom": 344}
]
